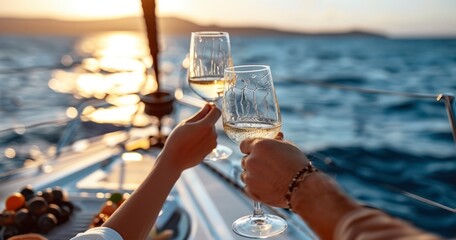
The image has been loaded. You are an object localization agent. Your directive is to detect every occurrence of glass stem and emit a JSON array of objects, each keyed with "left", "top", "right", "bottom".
[{"left": 253, "top": 201, "right": 265, "bottom": 218}]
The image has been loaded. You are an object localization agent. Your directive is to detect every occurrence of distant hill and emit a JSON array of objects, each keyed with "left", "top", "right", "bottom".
[
  {"left": 159, "top": 17, "right": 385, "bottom": 38},
  {"left": 0, "top": 16, "right": 385, "bottom": 38}
]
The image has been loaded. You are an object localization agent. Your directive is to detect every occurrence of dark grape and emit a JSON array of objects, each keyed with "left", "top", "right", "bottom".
[
  {"left": 0, "top": 210, "right": 16, "bottom": 226},
  {"left": 14, "top": 208, "right": 37, "bottom": 232},
  {"left": 47, "top": 204, "right": 63, "bottom": 224},
  {"left": 37, "top": 188, "right": 54, "bottom": 204},
  {"left": 51, "top": 187, "right": 67, "bottom": 204},
  {"left": 19, "top": 185, "right": 35, "bottom": 201},
  {"left": 26, "top": 197, "right": 48, "bottom": 216},
  {"left": 60, "top": 201, "right": 74, "bottom": 215}
]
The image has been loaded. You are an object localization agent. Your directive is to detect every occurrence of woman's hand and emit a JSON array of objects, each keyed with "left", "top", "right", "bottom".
[
  {"left": 99, "top": 105, "right": 220, "bottom": 240},
  {"left": 160, "top": 104, "right": 221, "bottom": 172},
  {"left": 240, "top": 136, "right": 309, "bottom": 207}
]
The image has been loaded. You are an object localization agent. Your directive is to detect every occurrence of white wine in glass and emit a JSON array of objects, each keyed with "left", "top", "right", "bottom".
[
  {"left": 223, "top": 65, "right": 287, "bottom": 238},
  {"left": 188, "top": 76, "right": 225, "bottom": 102},
  {"left": 223, "top": 121, "right": 281, "bottom": 144},
  {"left": 188, "top": 31, "right": 233, "bottom": 161}
]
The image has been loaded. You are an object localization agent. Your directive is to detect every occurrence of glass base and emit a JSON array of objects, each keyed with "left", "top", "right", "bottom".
[
  {"left": 204, "top": 144, "right": 232, "bottom": 161},
  {"left": 232, "top": 214, "right": 287, "bottom": 239}
]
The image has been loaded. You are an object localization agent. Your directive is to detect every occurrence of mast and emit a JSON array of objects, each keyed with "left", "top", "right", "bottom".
[{"left": 141, "top": 0, "right": 160, "bottom": 90}]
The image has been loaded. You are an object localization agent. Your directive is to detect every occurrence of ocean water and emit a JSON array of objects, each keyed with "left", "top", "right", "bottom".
[{"left": 1, "top": 32, "right": 455, "bottom": 237}]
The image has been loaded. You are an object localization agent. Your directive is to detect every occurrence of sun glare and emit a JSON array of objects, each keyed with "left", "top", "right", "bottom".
[
  {"left": 61, "top": 0, "right": 141, "bottom": 19},
  {"left": 0, "top": 0, "right": 185, "bottom": 20},
  {"left": 76, "top": 32, "right": 149, "bottom": 58},
  {"left": 0, "top": 0, "right": 185, "bottom": 21}
]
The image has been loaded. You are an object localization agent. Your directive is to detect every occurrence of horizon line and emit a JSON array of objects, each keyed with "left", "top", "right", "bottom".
[{"left": 1, "top": 15, "right": 456, "bottom": 39}]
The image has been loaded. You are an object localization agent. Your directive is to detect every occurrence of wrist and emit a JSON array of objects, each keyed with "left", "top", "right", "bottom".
[
  {"left": 285, "top": 162, "right": 318, "bottom": 210},
  {"left": 154, "top": 154, "right": 183, "bottom": 179}
]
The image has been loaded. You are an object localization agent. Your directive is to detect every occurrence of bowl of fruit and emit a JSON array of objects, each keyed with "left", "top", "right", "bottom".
[{"left": 0, "top": 185, "right": 74, "bottom": 239}]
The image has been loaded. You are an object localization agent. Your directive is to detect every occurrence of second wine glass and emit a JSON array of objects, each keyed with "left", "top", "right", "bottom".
[
  {"left": 222, "top": 65, "right": 287, "bottom": 238},
  {"left": 188, "top": 31, "right": 233, "bottom": 161}
]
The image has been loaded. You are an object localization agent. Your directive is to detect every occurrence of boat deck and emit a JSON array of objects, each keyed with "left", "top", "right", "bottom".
[{"left": 0, "top": 100, "right": 316, "bottom": 240}]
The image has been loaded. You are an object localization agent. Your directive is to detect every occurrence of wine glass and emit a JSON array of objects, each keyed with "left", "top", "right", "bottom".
[
  {"left": 188, "top": 31, "right": 233, "bottom": 161},
  {"left": 222, "top": 65, "right": 287, "bottom": 238}
]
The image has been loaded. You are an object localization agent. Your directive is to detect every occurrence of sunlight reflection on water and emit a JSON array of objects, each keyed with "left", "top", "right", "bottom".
[{"left": 50, "top": 32, "right": 158, "bottom": 125}]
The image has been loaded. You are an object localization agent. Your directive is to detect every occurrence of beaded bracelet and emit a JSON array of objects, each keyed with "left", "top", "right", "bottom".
[{"left": 285, "top": 162, "right": 318, "bottom": 210}]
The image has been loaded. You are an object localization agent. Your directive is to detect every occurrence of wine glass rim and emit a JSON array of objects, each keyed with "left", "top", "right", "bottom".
[
  {"left": 192, "top": 31, "right": 229, "bottom": 37},
  {"left": 224, "top": 65, "right": 270, "bottom": 73}
]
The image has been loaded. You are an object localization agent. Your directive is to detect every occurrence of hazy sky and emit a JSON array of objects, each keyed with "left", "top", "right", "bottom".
[{"left": 0, "top": 0, "right": 455, "bottom": 37}]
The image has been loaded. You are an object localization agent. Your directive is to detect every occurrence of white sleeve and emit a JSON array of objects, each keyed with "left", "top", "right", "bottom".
[{"left": 70, "top": 227, "right": 123, "bottom": 240}]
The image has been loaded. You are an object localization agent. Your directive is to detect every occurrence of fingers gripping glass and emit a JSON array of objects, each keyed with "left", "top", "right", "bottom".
[
  {"left": 188, "top": 31, "right": 233, "bottom": 161},
  {"left": 222, "top": 65, "right": 287, "bottom": 238}
]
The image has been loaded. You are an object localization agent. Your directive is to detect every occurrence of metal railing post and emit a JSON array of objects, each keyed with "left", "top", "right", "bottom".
[{"left": 437, "top": 94, "right": 456, "bottom": 145}]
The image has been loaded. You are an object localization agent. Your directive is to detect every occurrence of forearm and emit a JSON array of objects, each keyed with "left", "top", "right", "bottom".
[
  {"left": 291, "top": 172, "right": 440, "bottom": 240},
  {"left": 334, "top": 207, "right": 441, "bottom": 240},
  {"left": 291, "top": 172, "right": 361, "bottom": 240},
  {"left": 103, "top": 155, "right": 181, "bottom": 240}
]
